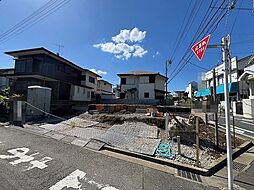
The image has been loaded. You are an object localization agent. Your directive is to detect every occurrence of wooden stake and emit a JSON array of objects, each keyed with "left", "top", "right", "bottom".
[{"left": 196, "top": 117, "right": 200, "bottom": 167}]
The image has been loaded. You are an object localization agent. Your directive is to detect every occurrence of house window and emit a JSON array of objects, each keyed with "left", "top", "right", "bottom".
[
  {"left": 89, "top": 76, "right": 95, "bottom": 84},
  {"left": 104, "top": 82, "right": 106, "bottom": 85},
  {"left": 77, "top": 87, "right": 80, "bottom": 93},
  {"left": 58, "top": 63, "right": 65, "bottom": 72},
  {"left": 238, "top": 70, "right": 244, "bottom": 77},
  {"left": 87, "top": 91, "right": 91, "bottom": 99},
  {"left": 81, "top": 75, "right": 86, "bottom": 81},
  {"left": 144, "top": 92, "right": 149, "bottom": 98},
  {"left": 83, "top": 88, "right": 86, "bottom": 94},
  {"left": 149, "top": 75, "right": 155, "bottom": 83},
  {"left": 15, "top": 58, "right": 33, "bottom": 73},
  {"left": 121, "top": 78, "right": 126, "bottom": 85}
]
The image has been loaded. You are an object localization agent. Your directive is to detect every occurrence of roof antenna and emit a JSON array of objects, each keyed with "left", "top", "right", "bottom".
[{"left": 53, "top": 43, "right": 64, "bottom": 56}]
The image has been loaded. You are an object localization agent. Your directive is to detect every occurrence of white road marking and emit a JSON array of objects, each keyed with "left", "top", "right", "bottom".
[
  {"left": 0, "top": 147, "right": 52, "bottom": 171},
  {"left": 218, "top": 124, "right": 254, "bottom": 139},
  {"left": 234, "top": 125, "right": 254, "bottom": 134},
  {"left": 241, "top": 118, "right": 254, "bottom": 123},
  {"left": 49, "top": 169, "right": 119, "bottom": 190},
  {"left": 25, "top": 156, "right": 53, "bottom": 171},
  {"left": 49, "top": 169, "right": 86, "bottom": 190},
  {"left": 231, "top": 128, "right": 244, "bottom": 134},
  {"left": 239, "top": 120, "right": 254, "bottom": 126}
]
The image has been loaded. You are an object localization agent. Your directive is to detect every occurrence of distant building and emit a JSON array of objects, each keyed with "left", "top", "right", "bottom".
[
  {"left": 4, "top": 47, "right": 101, "bottom": 111},
  {"left": 173, "top": 90, "right": 186, "bottom": 99},
  {"left": 239, "top": 59, "right": 254, "bottom": 118},
  {"left": 195, "top": 56, "right": 253, "bottom": 102},
  {"left": 185, "top": 81, "right": 198, "bottom": 98},
  {"left": 0, "top": 68, "right": 14, "bottom": 90},
  {"left": 117, "top": 71, "right": 167, "bottom": 101},
  {"left": 113, "top": 85, "right": 121, "bottom": 99},
  {"left": 96, "top": 79, "right": 114, "bottom": 99}
]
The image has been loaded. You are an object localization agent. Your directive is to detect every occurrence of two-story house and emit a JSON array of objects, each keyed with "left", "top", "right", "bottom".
[
  {"left": 96, "top": 79, "right": 114, "bottom": 99},
  {"left": 0, "top": 68, "right": 14, "bottom": 90},
  {"left": 4, "top": 47, "right": 100, "bottom": 111},
  {"left": 239, "top": 57, "right": 254, "bottom": 118},
  {"left": 117, "top": 71, "right": 167, "bottom": 101}
]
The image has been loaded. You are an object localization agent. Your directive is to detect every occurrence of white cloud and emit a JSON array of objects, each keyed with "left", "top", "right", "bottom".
[
  {"left": 133, "top": 45, "right": 148, "bottom": 58},
  {"left": 94, "top": 27, "right": 147, "bottom": 60},
  {"left": 112, "top": 27, "right": 146, "bottom": 43},
  {"left": 89, "top": 69, "right": 107, "bottom": 75},
  {"left": 152, "top": 51, "right": 160, "bottom": 58}
]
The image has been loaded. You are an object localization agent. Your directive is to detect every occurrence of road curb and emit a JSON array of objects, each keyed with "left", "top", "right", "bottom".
[
  {"left": 205, "top": 141, "right": 253, "bottom": 176},
  {"left": 103, "top": 141, "right": 253, "bottom": 176},
  {"left": 6, "top": 124, "right": 253, "bottom": 176}
]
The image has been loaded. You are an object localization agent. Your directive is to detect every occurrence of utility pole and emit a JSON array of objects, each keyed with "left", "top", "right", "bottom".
[
  {"left": 196, "top": 117, "right": 200, "bottom": 167},
  {"left": 222, "top": 34, "right": 233, "bottom": 190},
  {"left": 213, "top": 69, "right": 219, "bottom": 147},
  {"left": 165, "top": 60, "right": 172, "bottom": 102},
  {"left": 53, "top": 43, "right": 64, "bottom": 55},
  {"left": 207, "top": 34, "right": 233, "bottom": 190}
]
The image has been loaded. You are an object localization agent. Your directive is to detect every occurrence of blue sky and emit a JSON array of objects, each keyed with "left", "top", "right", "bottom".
[{"left": 0, "top": 0, "right": 254, "bottom": 91}]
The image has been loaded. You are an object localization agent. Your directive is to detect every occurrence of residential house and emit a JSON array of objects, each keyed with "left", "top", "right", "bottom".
[
  {"left": 195, "top": 56, "right": 252, "bottom": 102},
  {"left": 113, "top": 85, "right": 121, "bottom": 99},
  {"left": 173, "top": 90, "right": 186, "bottom": 100},
  {"left": 0, "top": 68, "right": 14, "bottom": 90},
  {"left": 185, "top": 81, "right": 198, "bottom": 98},
  {"left": 4, "top": 47, "right": 100, "bottom": 111},
  {"left": 96, "top": 79, "right": 114, "bottom": 99},
  {"left": 239, "top": 57, "right": 254, "bottom": 118},
  {"left": 117, "top": 71, "right": 167, "bottom": 101}
]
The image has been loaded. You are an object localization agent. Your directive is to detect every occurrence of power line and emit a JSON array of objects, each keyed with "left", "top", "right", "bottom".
[
  {"left": 230, "top": 0, "right": 243, "bottom": 34},
  {"left": 169, "top": 0, "right": 229, "bottom": 82},
  {"left": 170, "top": 0, "right": 203, "bottom": 62},
  {"left": 0, "top": 0, "right": 71, "bottom": 45},
  {"left": 183, "top": 59, "right": 210, "bottom": 71},
  {"left": 169, "top": 0, "right": 236, "bottom": 83}
]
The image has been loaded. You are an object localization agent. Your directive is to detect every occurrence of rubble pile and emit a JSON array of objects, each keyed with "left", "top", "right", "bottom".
[{"left": 79, "top": 112, "right": 165, "bottom": 128}]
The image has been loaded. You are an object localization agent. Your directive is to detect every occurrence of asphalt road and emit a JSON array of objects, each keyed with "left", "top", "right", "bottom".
[
  {"left": 217, "top": 115, "right": 254, "bottom": 138},
  {"left": 0, "top": 126, "right": 218, "bottom": 190}
]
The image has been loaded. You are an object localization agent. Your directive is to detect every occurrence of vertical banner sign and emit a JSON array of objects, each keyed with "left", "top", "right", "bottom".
[{"left": 191, "top": 34, "right": 211, "bottom": 61}]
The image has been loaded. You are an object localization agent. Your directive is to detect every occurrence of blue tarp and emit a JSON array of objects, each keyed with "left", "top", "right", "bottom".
[{"left": 196, "top": 82, "right": 238, "bottom": 97}]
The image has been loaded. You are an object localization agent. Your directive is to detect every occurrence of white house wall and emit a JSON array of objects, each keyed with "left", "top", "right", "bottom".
[
  {"left": 155, "top": 76, "right": 166, "bottom": 91},
  {"left": 139, "top": 76, "right": 149, "bottom": 83},
  {"left": 70, "top": 85, "right": 91, "bottom": 101},
  {"left": 81, "top": 71, "right": 98, "bottom": 91},
  {"left": 98, "top": 80, "right": 112, "bottom": 93},
  {"left": 138, "top": 83, "right": 155, "bottom": 99}
]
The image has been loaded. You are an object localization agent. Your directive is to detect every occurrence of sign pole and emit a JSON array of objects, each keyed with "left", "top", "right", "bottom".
[
  {"left": 192, "top": 34, "right": 233, "bottom": 189},
  {"left": 222, "top": 34, "right": 233, "bottom": 190}
]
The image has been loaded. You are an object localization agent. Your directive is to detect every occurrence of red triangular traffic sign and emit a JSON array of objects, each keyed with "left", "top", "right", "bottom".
[{"left": 191, "top": 34, "right": 211, "bottom": 61}]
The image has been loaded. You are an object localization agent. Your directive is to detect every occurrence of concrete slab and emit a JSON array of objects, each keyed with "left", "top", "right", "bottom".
[
  {"left": 44, "top": 131, "right": 66, "bottom": 140},
  {"left": 65, "top": 117, "right": 99, "bottom": 128},
  {"left": 85, "top": 139, "right": 105, "bottom": 151},
  {"left": 39, "top": 123, "right": 70, "bottom": 132},
  {"left": 60, "top": 135, "right": 77, "bottom": 144},
  {"left": 71, "top": 139, "right": 89, "bottom": 147},
  {"left": 94, "top": 131, "right": 160, "bottom": 156},
  {"left": 23, "top": 124, "right": 51, "bottom": 135},
  {"left": 108, "top": 122, "right": 158, "bottom": 139},
  {"left": 234, "top": 161, "right": 254, "bottom": 190},
  {"left": 59, "top": 127, "right": 105, "bottom": 139}
]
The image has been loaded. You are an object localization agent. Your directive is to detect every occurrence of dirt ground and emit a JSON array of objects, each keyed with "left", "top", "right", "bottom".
[{"left": 78, "top": 112, "right": 246, "bottom": 168}]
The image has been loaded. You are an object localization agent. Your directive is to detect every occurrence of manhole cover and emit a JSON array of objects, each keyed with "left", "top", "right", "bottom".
[
  {"left": 177, "top": 169, "right": 202, "bottom": 183},
  {"left": 232, "top": 161, "right": 248, "bottom": 172}
]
